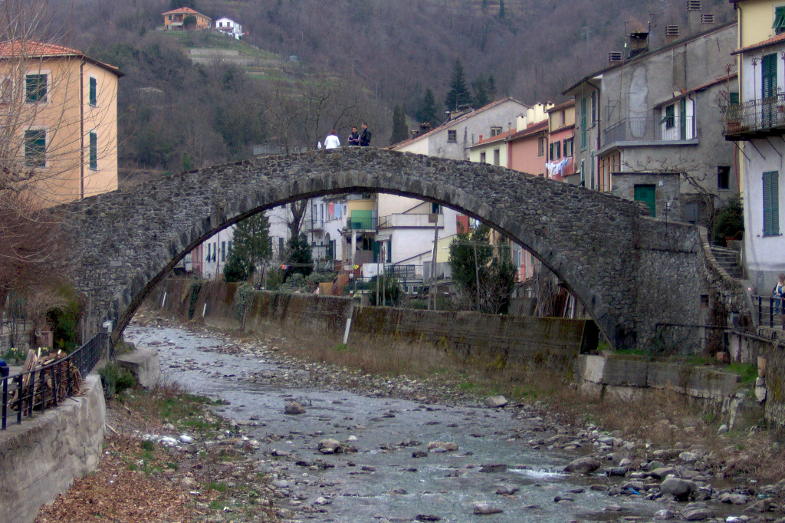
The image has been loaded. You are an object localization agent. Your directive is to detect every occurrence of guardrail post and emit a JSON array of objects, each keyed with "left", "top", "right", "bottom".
[
  {"left": 770, "top": 297, "right": 775, "bottom": 328},
  {"left": 758, "top": 296, "right": 763, "bottom": 326},
  {"left": 15, "top": 374, "right": 22, "bottom": 425},
  {"left": 1, "top": 375, "right": 7, "bottom": 430}
]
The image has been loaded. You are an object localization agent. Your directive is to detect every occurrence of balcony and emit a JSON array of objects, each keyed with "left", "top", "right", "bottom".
[
  {"left": 346, "top": 212, "right": 377, "bottom": 231},
  {"left": 723, "top": 95, "right": 785, "bottom": 141},
  {"left": 378, "top": 213, "right": 444, "bottom": 229},
  {"left": 304, "top": 218, "right": 325, "bottom": 232},
  {"left": 602, "top": 116, "right": 697, "bottom": 150}
]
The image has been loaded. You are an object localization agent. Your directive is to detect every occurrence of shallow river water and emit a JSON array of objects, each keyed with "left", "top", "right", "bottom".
[{"left": 125, "top": 324, "right": 678, "bottom": 522}]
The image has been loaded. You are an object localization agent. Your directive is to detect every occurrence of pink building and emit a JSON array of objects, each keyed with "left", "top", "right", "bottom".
[
  {"left": 545, "top": 100, "right": 576, "bottom": 181},
  {"left": 508, "top": 120, "right": 548, "bottom": 177}
]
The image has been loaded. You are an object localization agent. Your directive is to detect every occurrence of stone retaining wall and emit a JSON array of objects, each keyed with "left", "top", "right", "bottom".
[
  {"left": 150, "top": 278, "right": 596, "bottom": 374},
  {"left": 0, "top": 375, "right": 105, "bottom": 522}
]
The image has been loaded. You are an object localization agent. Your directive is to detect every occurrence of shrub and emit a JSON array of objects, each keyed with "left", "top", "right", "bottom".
[
  {"left": 713, "top": 198, "right": 744, "bottom": 245},
  {"left": 99, "top": 363, "right": 137, "bottom": 398}
]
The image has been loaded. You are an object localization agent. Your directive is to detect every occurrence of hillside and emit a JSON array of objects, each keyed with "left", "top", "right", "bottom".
[{"left": 46, "top": 0, "right": 734, "bottom": 171}]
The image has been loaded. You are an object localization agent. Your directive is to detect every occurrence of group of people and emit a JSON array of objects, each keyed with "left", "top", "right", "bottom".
[{"left": 321, "top": 122, "right": 372, "bottom": 150}]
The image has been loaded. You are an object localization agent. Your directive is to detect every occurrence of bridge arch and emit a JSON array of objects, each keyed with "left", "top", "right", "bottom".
[{"left": 61, "top": 148, "right": 725, "bottom": 350}]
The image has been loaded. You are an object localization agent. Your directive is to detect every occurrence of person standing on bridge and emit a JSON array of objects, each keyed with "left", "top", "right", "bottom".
[
  {"left": 348, "top": 126, "right": 361, "bottom": 146},
  {"left": 324, "top": 130, "right": 341, "bottom": 150},
  {"left": 359, "top": 122, "right": 372, "bottom": 146}
]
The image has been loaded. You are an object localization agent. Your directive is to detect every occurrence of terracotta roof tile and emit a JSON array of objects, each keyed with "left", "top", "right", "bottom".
[
  {"left": 732, "top": 32, "right": 785, "bottom": 55},
  {"left": 162, "top": 7, "right": 204, "bottom": 15},
  {"left": 0, "top": 40, "right": 122, "bottom": 75}
]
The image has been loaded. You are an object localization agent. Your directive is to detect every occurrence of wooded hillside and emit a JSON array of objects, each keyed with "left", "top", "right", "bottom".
[{"left": 40, "top": 0, "right": 733, "bottom": 170}]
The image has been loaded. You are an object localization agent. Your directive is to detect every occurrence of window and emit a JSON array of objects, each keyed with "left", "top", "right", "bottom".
[
  {"left": 664, "top": 104, "right": 675, "bottom": 129},
  {"left": 550, "top": 141, "right": 561, "bottom": 161},
  {"left": 563, "top": 138, "right": 574, "bottom": 157},
  {"left": 25, "top": 73, "right": 47, "bottom": 103},
  {"left": 447, "top": 130, "right": 457, "bottom": 143},
  {"left": 490, "top": 126, "right": 502, "bottom": 137},
  {"left": 480, "top": 152, "right": 486, "bottom": 163},
  {"left": 537, "top": 136, "right": 546, "bottom": 157},
  {"left": 221, "top": 241, "right": 226, "bottom": 261},
  {"left": 729, "top": 92, "right": 739, "bottom": 105},
  {"left": 89, "top": 77, "right": 97, "bottom": 106},
  {"left": 493, "top": 149, "right": 500, "bottom": 165},
  {"left": 89, "top": 132, "right": 98, "bottom": 169},
  {"left": 24, "top": 129, "right": 46, "bottom": 167},
  {"left": 278, "top": 237, "right": 284, "bottom": 255},
  {"left": 774, "top": 6, "right": 785, "bottom": 34},
  {"left": 717, "top": 166, "right": 730, "bottom": 190},
  {"left": 763, "top": 171, "right": 780, "bottom": 236}
]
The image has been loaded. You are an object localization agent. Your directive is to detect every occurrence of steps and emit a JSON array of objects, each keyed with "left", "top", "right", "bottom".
[{"left": 710, "top": 245, "right": 743, "bottom": 279}]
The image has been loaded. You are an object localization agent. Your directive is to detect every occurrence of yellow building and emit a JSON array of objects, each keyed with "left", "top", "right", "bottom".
[
  {"left": 162, "top": 7, "right": 212, "bottom": 31},
  {"left": 0, "top": 40, "right": 121, "bottom": 206}
]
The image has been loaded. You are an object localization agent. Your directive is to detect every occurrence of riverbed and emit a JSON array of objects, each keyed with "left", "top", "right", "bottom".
[{"left": 124, "top": 323, "right": 691, "bottom": 522}]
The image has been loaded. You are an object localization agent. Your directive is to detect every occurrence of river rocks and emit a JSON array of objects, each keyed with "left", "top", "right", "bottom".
[
  {"left": 411, "top": 451, "right": 428, "bottom": 458},
  {"left": 660, "top": 477, "right": 696, "bottom": 501},
  {"left": 649, "top": 467, "right": 676, "bottom": 480},
  {"left": 179, "top": 434, "right": 194, "bottom": 444},
  {"left": 682, "top": 505, "right": 713, "bottom": 520},
  {"left": 679, "top": 451, "right": 699, "bottom": 463},
  {"left": 653, "top": 509, "right": 675, "bottom": 520},
  {"left": 484, "top": 395, "right": 508, "bottom": 408},
  {"left": 473, "top": 502, "right": 503, "bottom": 515},
  {"left": 313, "top": 496, "right": 331, "bottom": 505},
  {"left": 427, "top": 441, "right": 458, "bottom": 453},
  {"left": 719, "top": 492, "right": 749, "bottom": 505},
  {"left": 480, "top": 464, "right": 507, "bottom": 473},
  {"left": 318, "top": 438, "right": 342, "bottom": 454},
  {"left": 564, "top": 456, "right": 601, "bottom": 474},
  {"left": 415, "top": 515, "right": 442, "bottom": 522},
  {"left": 284, "top": 401, "right": 306, "bottom": 415},
  {"left": 495, "top": 485, "right": 519, "bottom": 495}
]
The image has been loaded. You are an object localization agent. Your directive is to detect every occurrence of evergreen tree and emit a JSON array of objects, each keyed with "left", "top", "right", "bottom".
[
  {"left": 170, "top": 0, "right": 197, "bottom": 9},
  {"left": 487, "top": 75, "right": 497, "bottom": 100},
  {"left": 225, "top": 213, "right": 271, "bottom": 282},
  {"left": 472, "top": 79, "right": 490, "bottom": 108},
  {"left": 415, "top": 88, "right": 439, "bottom": 125},
  {"left": 448, "top": 225, "right": 516, "bottom": 314},
  {"left": 390, "top": 105, "right": 408, "bottom": 144},
  {"left": 444, "top": 60, "right": 472, "bottom": 112},
  {"left": 285, "top": 234, "right": 313, "bottom": 280}
]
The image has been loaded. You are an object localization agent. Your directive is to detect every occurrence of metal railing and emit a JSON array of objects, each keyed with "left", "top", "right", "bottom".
[
  {"left": 724, "top": 95, "right": 785, "bottom": 137},
  {"left": 345, "top": 216, "right": 378, "bottom": 231},
  {"left": 754, "top": 295, "right": 784, "bottom": 329},
  {"left": 1, "top": 332, "right": 107, "bottom": 430},
  {"left": 603, "top": 116, "right": 697, "bottom": 146}
]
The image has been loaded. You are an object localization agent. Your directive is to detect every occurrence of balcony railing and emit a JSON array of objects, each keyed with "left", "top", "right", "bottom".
[
  {"left": 603, "top": 116, "right": 697, "bottom": 147},
  {"left": 723, "top": 94, "right": 785, "bottom": 140},
  {"left": 346, "top": 215, "right": 377, "bottom": 231},
  {"left": 378, "top": 213, "right": 444, "bottom": 229}
]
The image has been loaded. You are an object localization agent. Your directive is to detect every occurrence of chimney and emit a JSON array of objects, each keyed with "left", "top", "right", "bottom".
[{"left": 628, "top": 29, "right": 650, "bottom": 58}]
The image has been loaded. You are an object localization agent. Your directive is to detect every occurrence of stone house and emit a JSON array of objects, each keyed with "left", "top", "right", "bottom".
[
  {"left": 563, "top": 21, "right": 738, "bottom": 225},
  {"left": 162, "top": 7, "right": 212, "bottom": 32}
]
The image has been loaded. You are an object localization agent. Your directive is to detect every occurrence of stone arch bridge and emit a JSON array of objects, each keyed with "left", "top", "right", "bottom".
[{"left": 59, "top": 148, "right": 744, "bottom": 350}]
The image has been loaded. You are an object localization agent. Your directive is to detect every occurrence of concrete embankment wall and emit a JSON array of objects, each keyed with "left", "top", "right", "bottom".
[
  {"left": 148, "top": 279, "right": 775, "bottom": 425},
  {"left": 0, "top": 375, "right": 105, "bottom": 523},
  {"left": 150, "top": 278, "right": 597, "bottom": 375}
]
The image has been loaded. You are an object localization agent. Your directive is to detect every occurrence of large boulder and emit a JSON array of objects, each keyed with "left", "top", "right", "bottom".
[
  {"left": 564, "top": 456, "right": 601, "bottom": 474},
  {"left": 660, "top": 477, "right": 696, "bottom": 501}
]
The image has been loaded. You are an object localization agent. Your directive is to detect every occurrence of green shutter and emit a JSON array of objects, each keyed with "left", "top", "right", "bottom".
[
  {"left": 774, "top": 6, "right": 785, "bottom": 34},
  {"left": 679, "top": 98, "right": 687, "bottom": 139},
  {"left": 89, "top": 77, "right": 97, "bottom": 106},
  {"left": 762, "top": 54, "right": 778, "bottom": 99},
  {"left": 763, "top": 171, "right": 780, "bottom": 236},
  {"left": 664, "top": 104, "right": 675, "bottom": 128},
  {"left": 25, "top": 74, "right": 47, "bottom": 103},
  {"left": 24, "top": 130, "right": 46, "bottom": 167},
  {"left": 729, "top": 92, "right": 739, "bottom": 105},
  {"left": 89, "top": 132, "right": 98, "bottom": 169}
]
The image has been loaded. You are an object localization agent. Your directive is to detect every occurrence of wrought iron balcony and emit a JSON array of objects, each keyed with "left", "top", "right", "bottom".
[
  {"left": 723, "top": 94, "right": 785, "bottom": 141},
  {"left": 603, "top": 116, "right": 697, "bottom": 148}
]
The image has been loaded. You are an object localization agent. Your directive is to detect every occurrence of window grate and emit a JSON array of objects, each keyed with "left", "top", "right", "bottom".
[
  {"left": 608, "top": 51, "right": 623, "bottom": 63},
  {"left": 687, "top": 0, "right": 702, "bottom": 11},
  {"left": 665, "top": 25, "right": 680, "bottom": 37},
  {"left": 701, "top": 13, "right": 715, "bottom": 24}
]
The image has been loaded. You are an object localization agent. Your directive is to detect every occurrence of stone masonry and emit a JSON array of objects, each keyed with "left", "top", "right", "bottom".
[{"left": 56, "top": 147, "right": 749, "bottom": 349}]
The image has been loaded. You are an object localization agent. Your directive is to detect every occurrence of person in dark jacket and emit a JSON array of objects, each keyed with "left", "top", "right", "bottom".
[
  {"left": 359, "top": 122, "right": 372, "bottom": 146},
  {"left": 347, "top": 126, "right": 360, "bottom": 146}
]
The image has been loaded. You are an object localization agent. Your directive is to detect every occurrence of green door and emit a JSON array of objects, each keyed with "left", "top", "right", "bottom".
[
  {"left": 762, "top": 53, "right": 778, "bottom": 127},
  {"left": 634, "top": 184, "right": 656, "bottom": 217}
]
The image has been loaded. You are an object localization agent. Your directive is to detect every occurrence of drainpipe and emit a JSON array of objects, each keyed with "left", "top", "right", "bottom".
[{"left": 79, "top": 60, "right": 85, "bottom": 199}]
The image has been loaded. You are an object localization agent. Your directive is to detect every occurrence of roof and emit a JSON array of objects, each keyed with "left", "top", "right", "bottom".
[
  {"left": 732, "top": 32, "right": 785, "bottom": 55},
  {"left": 390, "top": 97, "right": 528, "bottom": 150},
  {"left": 470, "top": 128, "right": 518, "bottom": 148},
  {"left": 0, "top": 40, "right": 122, "bottom": 76},
  {"left": 547, "top": 99, "right": 575, "bottom": 113},
  {"left": 162, "top": 7, "right": 208, "bottom": 16},
  {"left": 508, "top": 120, "right": 549, "bottom": 141},
  {"left": 563, "top": 21, "right": 737, "bottom": 95}
]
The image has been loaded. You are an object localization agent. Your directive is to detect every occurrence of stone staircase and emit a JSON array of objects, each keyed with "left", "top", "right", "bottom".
[{"left": 710, "top": 245, "right": 743, "bottom": 279}]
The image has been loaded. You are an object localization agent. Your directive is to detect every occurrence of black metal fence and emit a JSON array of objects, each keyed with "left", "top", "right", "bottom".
[
  {"left": 754, "top": 295, "right": 783, "bottom": 329},
  {"left": 1, "top": 332, "right": 107, "bottom": 430}
]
